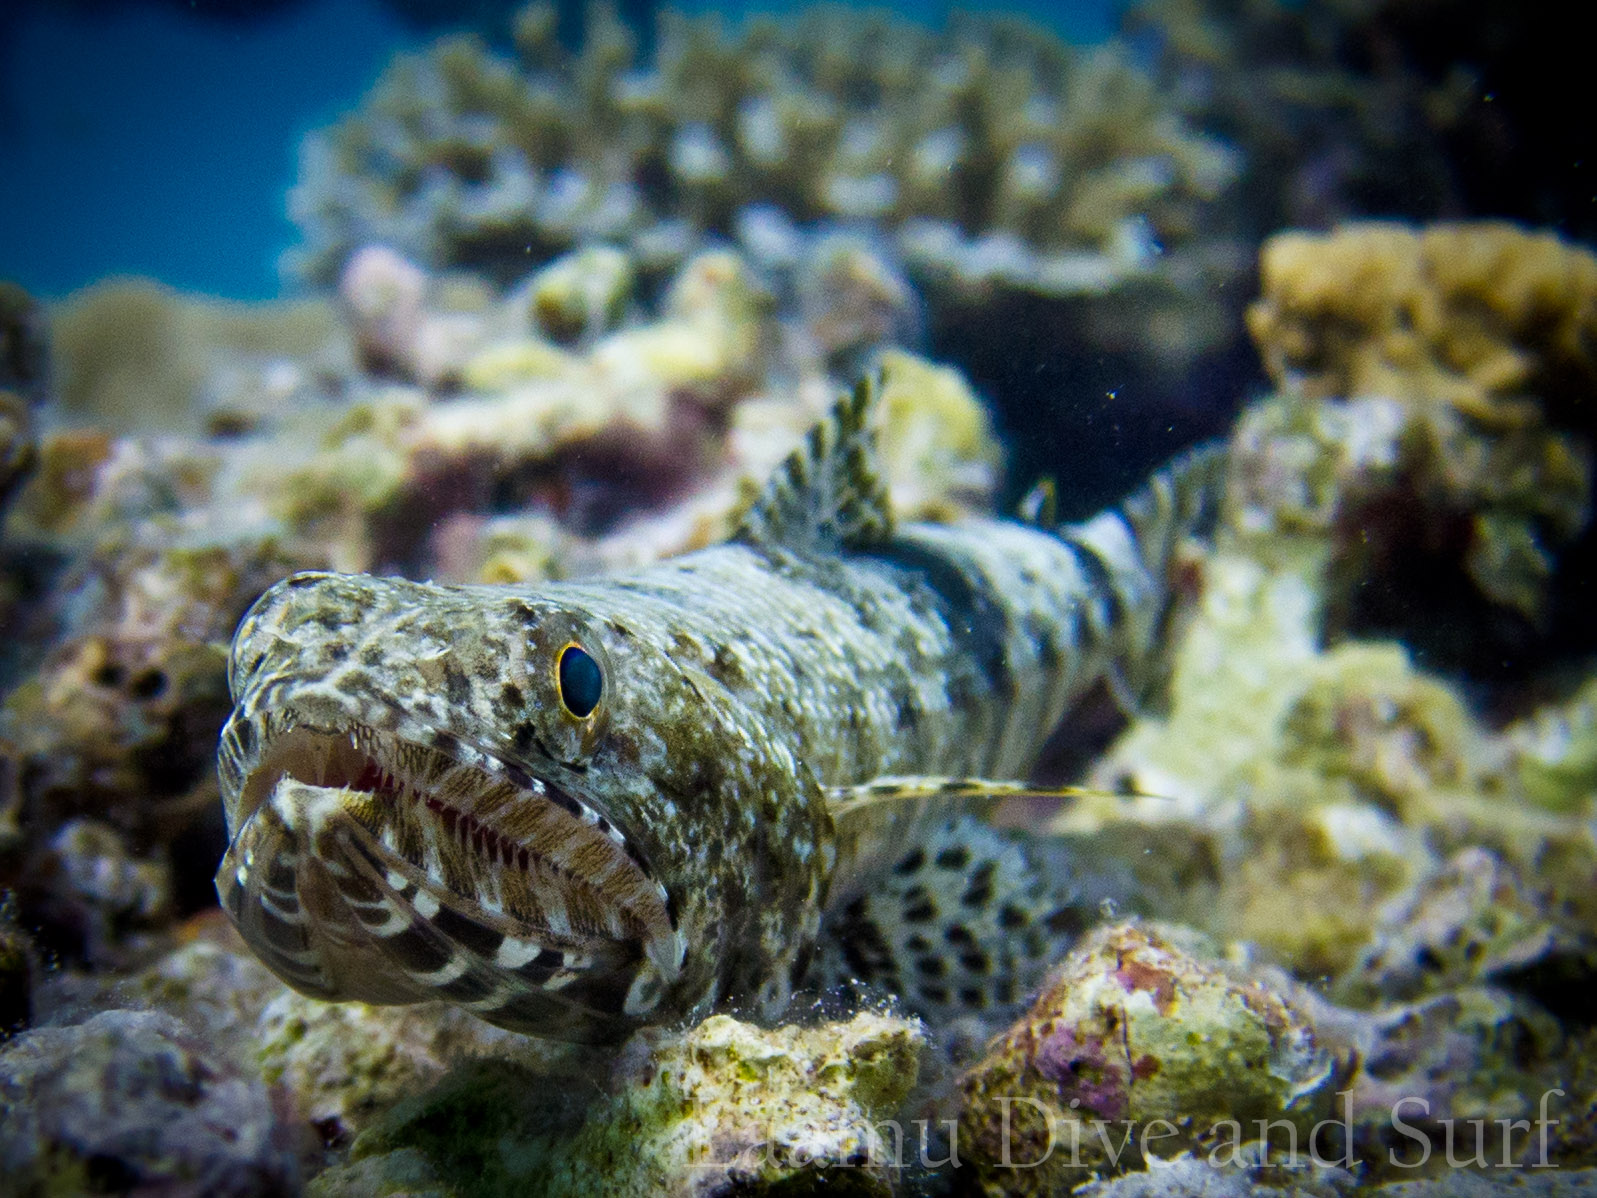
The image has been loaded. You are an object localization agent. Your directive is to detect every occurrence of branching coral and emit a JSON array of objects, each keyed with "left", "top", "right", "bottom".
[{"left": 286, "top": 4, "right": 1235, "bottom": 298}]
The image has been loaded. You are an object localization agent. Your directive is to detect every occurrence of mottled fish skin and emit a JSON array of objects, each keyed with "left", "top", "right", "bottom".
[{"left": 216, "top": 375, "right": 1224, "bottom": 1043}]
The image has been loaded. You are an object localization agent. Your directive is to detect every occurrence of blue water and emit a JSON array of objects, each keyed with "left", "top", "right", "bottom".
[
  {"left": 0, "top": 0, "right": 422, "bottom": 300},
  {"left": 0, "top": 0, "right": 1116, "bottom": 302}
]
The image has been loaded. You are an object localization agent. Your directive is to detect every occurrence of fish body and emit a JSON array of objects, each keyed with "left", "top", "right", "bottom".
[{"left": 216, "top": 376, "right": 1223, "bottom": 1043}]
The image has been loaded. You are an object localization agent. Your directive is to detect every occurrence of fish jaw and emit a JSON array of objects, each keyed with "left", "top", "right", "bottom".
[{"left": 215, "top": 707, "right": 685, "bottom": 1042}]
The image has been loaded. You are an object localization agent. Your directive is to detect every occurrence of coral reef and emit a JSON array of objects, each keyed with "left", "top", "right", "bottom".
[
  {"left": 5, "top": 11, "right": 1597, "bottom": 1178},
  {"left": 1234, "top": 222, "right": 1596, "bottom": 671},
  {"left": 286, "top": 4, "right": 1234, "bottom": 299},
  {"left": 958, "top": 923, "right": 1348, "bottom": 1196},
  {"left": 283, "top": 1, "right": 1251, "bottom": 496}
]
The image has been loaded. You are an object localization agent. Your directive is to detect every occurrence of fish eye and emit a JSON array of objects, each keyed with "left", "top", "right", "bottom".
[{"left": 556, "top": 643, "right": 603, "bottom": 719}]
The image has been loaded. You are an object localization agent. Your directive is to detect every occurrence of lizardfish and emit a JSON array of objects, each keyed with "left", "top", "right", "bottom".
[{"left": 216, "top": 372, "right": 1223, "bottom": 1043}]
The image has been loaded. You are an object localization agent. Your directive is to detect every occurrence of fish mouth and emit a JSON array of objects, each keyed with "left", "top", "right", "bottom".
[{"left": 216, "top": 715, "right": 682, "bottom": 1034}]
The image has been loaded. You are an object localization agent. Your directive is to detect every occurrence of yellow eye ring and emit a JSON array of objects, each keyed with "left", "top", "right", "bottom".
[{"left": 556, "top": 642, "right": 603, "bottom": 719}]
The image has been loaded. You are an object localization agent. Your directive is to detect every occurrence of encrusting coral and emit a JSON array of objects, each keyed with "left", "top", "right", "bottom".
[{"left": 1234, "top": 222, "right": 1595, "bottom": 660}]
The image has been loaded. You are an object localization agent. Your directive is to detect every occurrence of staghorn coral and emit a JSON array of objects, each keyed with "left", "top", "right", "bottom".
[{"left": 282, "top": 1, "right": 1251, "bottom": 468}]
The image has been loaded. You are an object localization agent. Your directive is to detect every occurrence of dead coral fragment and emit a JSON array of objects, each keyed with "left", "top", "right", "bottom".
[
  {"left": 959, "top": 923, "right": 1346, "bottom": 1196},
  {"left": 0, "top": 1009, "right": 300, "bottom": 1196}
]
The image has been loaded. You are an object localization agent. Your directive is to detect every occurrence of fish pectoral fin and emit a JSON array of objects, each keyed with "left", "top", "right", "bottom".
[{"left": 825, "top": 775, "right": 1151, "bottom": 903}]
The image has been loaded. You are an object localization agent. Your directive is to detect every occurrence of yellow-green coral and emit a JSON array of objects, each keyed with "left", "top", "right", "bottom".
[
  {"left": 542, "top": 1011, "right": 926, "bottom": 1198},
  {"left": 959, "top": 923, "right": 1346, "bottom": 1196},
  {"left": 874, "top": 348, "right": 1003, "bottom": 521},
  {"left": 1238, "top": 222, "right": 1595, "bottom": 623},
  {"left": 1247, "top": 223, "right": 1597, "bottom": 423}
]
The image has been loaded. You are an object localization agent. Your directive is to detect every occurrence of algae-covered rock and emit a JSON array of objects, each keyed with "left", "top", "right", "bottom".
[
  {"left": 523, "top": 244, "right": 635, "bottom": 345},
  {"left": 958, "top": 923, "right": 1347, "bottom": 1196},
  {"left": 1340, "top": 848, "right": 1589, "bottom": 1006},
  {"left": 1073, "top": 1153, "right": 1357, "bottom": 1196},
  {"left": 1508, "top": 676, "right": 1597, "bottom": 813},
  {"left": 0, "top": 896, "right": 34, "bottom": 1038},
  {"left": 340, "top": 1011, "right": 926, "bottom": 1198},
  {"left": 1348, "top": 986, "right": 1588, "bottom": 1174},
  {"left": 257, "top": 989, "right": 578, "bottom": 1149},
  {"left": 0, "top": 1008, "right": 301, "bottom": 1196},
  {"left": 545, "top": 1011, "right": 927, "bottom": 1197}
]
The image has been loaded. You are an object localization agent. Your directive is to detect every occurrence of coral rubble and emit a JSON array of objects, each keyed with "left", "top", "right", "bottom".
[{"left": 0, "top": 1008, "right": 302, "bottom": 1196}]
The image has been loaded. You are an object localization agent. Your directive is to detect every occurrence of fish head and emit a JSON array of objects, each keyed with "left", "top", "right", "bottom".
[{"left": 216, "top": 570, "right": 829, "bottom": 1042}]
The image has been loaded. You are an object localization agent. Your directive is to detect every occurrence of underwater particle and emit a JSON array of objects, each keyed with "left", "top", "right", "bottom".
[
  {"left": 958, "top": 923, "right": 1346, "bottom": 1196},
  {"left": 0, "top": 1009, "right": 300, "bottom": 1196}
]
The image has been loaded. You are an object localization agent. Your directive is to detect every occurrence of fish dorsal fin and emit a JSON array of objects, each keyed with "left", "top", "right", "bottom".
[
  {"left": 734, "top": 373, "right": 893, "bottom": 552},
  {"left": 825, "top": 776, "right": 1134, "bottom": 904}
]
